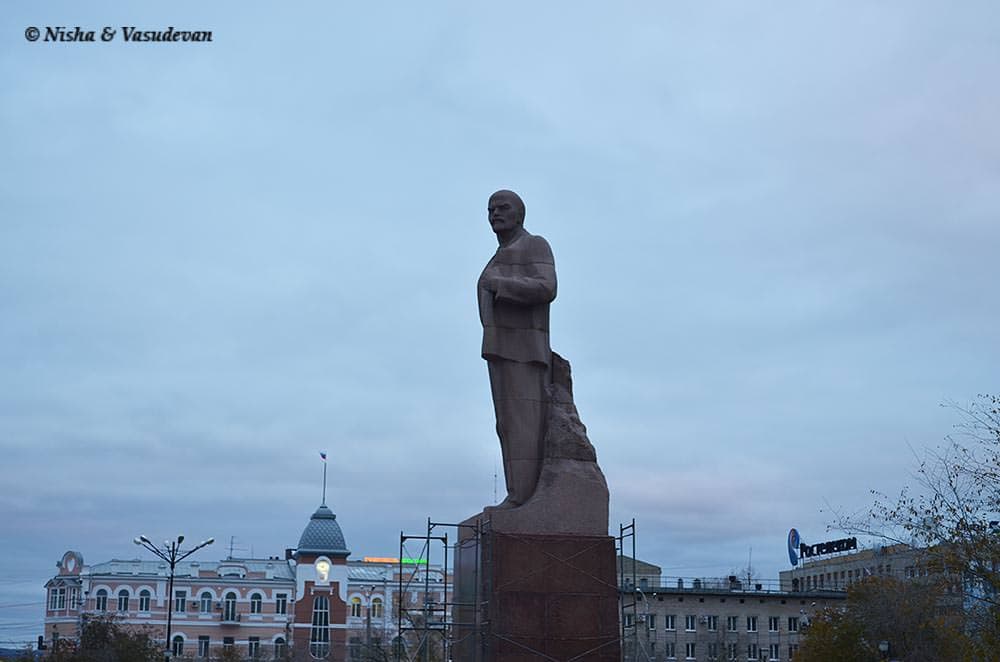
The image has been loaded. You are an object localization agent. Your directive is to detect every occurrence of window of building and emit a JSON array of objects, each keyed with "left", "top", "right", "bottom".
[
  {"left": 727, "top": 615, "right": 738, "bottom": 632},
  {"left": 117, "top": 590, "right": 129, "bottom": 612},
  {"left": 685, "top": 642, "right": 696, "bottom": 659},
  {"left": 624, "top": 612, "right": 634, "bottom": 628},
  {"left": 371, "top": 596, "right": 384, "bottom": 619},
  {"left": 200, "top": 591, "right": 212, "bottom": 613},
  {"left": 174, "top": 590, "right": 187, "bottom": 613},
  {"left": 96, "top": 589, "right": 108, "bottom": 611},
  {"left": 788, "top": 616, "right": 799, "bottom": 632},
  {"left": 250, "top": 593, "right": 263, "bottom": 614},
  {"left": 665, "top": 641, "right": 676, "bottom": 659},
  {"left": 349, "top": 636, "right": 363, "bottom": 660},
  {"left": 69, "top": 587, "right": 78, "bottom": 609},
  {"left": 172, "top": 636, "right": 184, "bottom": 657},
  {"left": 49, "top": 587, "right": 66, "bottom": 610},
  {"left": 223, "top": 592, "right": 238, "bottom": 622},
  {"left": 647, "top": 613, "right": 656, "bottom": 630},
  {"left": 198, "top": 636, "right": 210, "bottom": 658},
  {"left": 768, "top": 616, "right": 779, "bottom": 632},
  {"left": 747, "top": 616, "right": 758, "bottom": 632},
  {"left": 274, "top": 637, "right": 287, "bottom": 658},
  {"left": 223, "top": 637, "right": 234, "bottom": 651},
  {"left": 276, "top": 593, "right": 288, "bottom": 615},
  {"left": 769, "top": 643, "right": 779, "bottom": 660},
  {"left": 706, "top": 615, "right": 718, "bottom": 631},
  {"left": 248, "top": 637, "right": 260, "bottom": 659},
  {"left": 748, "top": 643, "right": 758, "bottom": 660},
  {"left": 727, "top": 642, "right": 738, "bottom": 661},
  {"left": 788, "top": 644, "right": 799, "bottom": 659},
  {"left": 665, "top": 614, "right": 676, "bottom": 630},
  {"left": 310, "top": 596, "right": 331, "bottom": 658},
  {"left": 685, "top": 615, "right": 696, "bottom": 631},
  {"left": 350, "top": 596, "right": 362, "bottom": 618},
  {"left": 139, "top": 590, "right": 151, "bottom": 612},
  {"left": 707, "top": 642, "right": 718, "bottom": 660}
]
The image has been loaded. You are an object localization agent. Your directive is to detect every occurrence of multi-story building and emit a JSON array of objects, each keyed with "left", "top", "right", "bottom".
[
  {"left": 42, "top": 502, "right": 449, "bottom": 660},
  {"left": 778, "top": 542, "right": 936, "bottom": 592},
  {"left": 622, "top": 576, "right": 846, "bottom": 662}
]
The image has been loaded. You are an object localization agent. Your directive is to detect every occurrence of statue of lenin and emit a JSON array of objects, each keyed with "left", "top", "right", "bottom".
[{"left": 478, "top": 190, "right": 557, "bottom": 508}]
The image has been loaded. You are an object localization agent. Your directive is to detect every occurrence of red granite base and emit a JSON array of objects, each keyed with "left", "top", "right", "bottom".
[{"left": 453, "top": 528, "right": 620, "bottom": 661}]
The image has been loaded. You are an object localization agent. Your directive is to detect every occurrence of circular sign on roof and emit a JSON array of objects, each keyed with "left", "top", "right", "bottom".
[
  {"left": 787, "top": 528, "right": 800, "bottom": 566},
  {"left": 61, "top": 551, "right": 83, "bottom": 575}
]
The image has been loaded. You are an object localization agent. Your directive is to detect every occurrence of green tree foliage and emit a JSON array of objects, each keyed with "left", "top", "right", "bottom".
[
  {"left": 796, "top": 603, "right": 875, "bottom": 662},
  {"left": 798, "top": 576, "right": 968, "bottom": 662},
  {"left": 46, "top": 614, "right": 161, "bottom": 662}
]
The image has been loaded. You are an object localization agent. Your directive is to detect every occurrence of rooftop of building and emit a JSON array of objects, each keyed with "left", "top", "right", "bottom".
[
  {"left": 622, "top": 576, "right": 848, "bottom": 600},
  {"left": 81, "top": 557, "right": 296, "bottom": 581},
  {"left": 296, "top": 503, "right": 350, "bottom": 558}
]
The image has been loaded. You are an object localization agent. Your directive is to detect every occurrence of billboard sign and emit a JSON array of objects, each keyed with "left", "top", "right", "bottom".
[{"left": 788, "top": 528, "right": 858, "bottom": 566}]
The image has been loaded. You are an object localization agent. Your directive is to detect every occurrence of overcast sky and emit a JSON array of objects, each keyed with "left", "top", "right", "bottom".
[{"left": 2, "top": 0, "right": 999, "bottom": 646}]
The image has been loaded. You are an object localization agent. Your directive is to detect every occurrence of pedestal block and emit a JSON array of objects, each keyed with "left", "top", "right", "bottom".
[{"left": 453, "top": 526, "right": 620, "bottom": 662}]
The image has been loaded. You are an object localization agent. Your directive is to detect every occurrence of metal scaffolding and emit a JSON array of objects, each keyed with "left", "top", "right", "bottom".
[
  {"left": 395, "top": 517, "right": 489, "bottom": 662},
  {"left": 618, "top": 519, "right": 638, "bottom": 662},
  {"left": 394, "top": 516, "right": 634, "bottom": 662}
]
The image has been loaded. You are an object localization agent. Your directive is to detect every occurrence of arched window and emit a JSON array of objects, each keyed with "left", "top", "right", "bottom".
[
  {"left": 139, "top": 589, "right": 151, "bottom": 612},
  {"left": 371, "top": 597, "right": 384, "bottom": 619},
  {"left": 250, "top": 592, "right": 263, "bottom": 614},
  {"left": 392, "top": 636, "right": 406, "bottom": 658},
  {"left": 223, "top": 592, "right": 238, "bottom": 622},
  {"left": 309, "top": 596, "right": 330, "bottom": 658},
  {"left": 350, "top": 596, "right": 362, "bottom": 618},
  {"left": 274, "top": 637, "right": 286, "bottom": 659},
  {"left": 95, "top": 589, "right": 108, "bottom": 611},
  {"left": 200, "top": 591, "right": 213, "bottom": 613},
  {"left": 117, "top": 589, "right": 129, "bottom": 612},
  {"left": 172, "top": 635, "right": 184, "bottom": 657}
]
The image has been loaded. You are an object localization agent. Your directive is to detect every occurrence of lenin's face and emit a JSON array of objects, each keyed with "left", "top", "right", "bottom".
[{"left": 488, "top": 191, "right": 524, "bottom": 235}]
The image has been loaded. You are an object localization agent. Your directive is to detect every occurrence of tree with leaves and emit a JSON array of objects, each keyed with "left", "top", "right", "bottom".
[
  {"left": 797, "top": 576, "right": 968, "bottom": 662},
  {"left": 45, "top": 614, "right": 160, "bottom": 662},
  {"left": 828, "top": 394, "right": 1000, "bottom": 659}
]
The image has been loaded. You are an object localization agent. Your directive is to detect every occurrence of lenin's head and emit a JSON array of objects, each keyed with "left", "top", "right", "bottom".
[{"left": 488, "top": 190, "right": 525, "bottom": 235}]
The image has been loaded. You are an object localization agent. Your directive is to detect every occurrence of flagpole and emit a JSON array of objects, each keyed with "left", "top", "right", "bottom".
[{"left": 322, "top": 459, "right": 327, "bottom": 506}]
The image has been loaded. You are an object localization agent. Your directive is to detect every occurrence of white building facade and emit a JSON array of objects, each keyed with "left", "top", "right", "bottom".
[{"left": 42, "top": 504, "right": 449, "bottom": 660}]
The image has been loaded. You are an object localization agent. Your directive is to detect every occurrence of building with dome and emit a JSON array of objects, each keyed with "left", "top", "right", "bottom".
[{"left": 41, "top": 501, "right": 450, "bottom": 660}]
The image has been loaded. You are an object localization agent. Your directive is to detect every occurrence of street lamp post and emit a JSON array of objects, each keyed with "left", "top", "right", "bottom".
[
  {"left": 362, "top": 585, "right": 374, "bottom": 660},
  {"left": 134, "top": 534, "right": 214, "bottom": 662}
]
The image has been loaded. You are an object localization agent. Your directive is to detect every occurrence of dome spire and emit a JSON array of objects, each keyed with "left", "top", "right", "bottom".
[
  {"left": 319, "top": 451, "right": 328, "bottom": 506},
  {"left": 295, "top": 503, "right": 350, "bottom": 559}
]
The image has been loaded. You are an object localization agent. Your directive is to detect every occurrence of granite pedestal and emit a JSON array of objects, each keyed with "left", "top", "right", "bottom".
[{"left": 453, "top": 520, "right": 620, "bottom": 662}]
